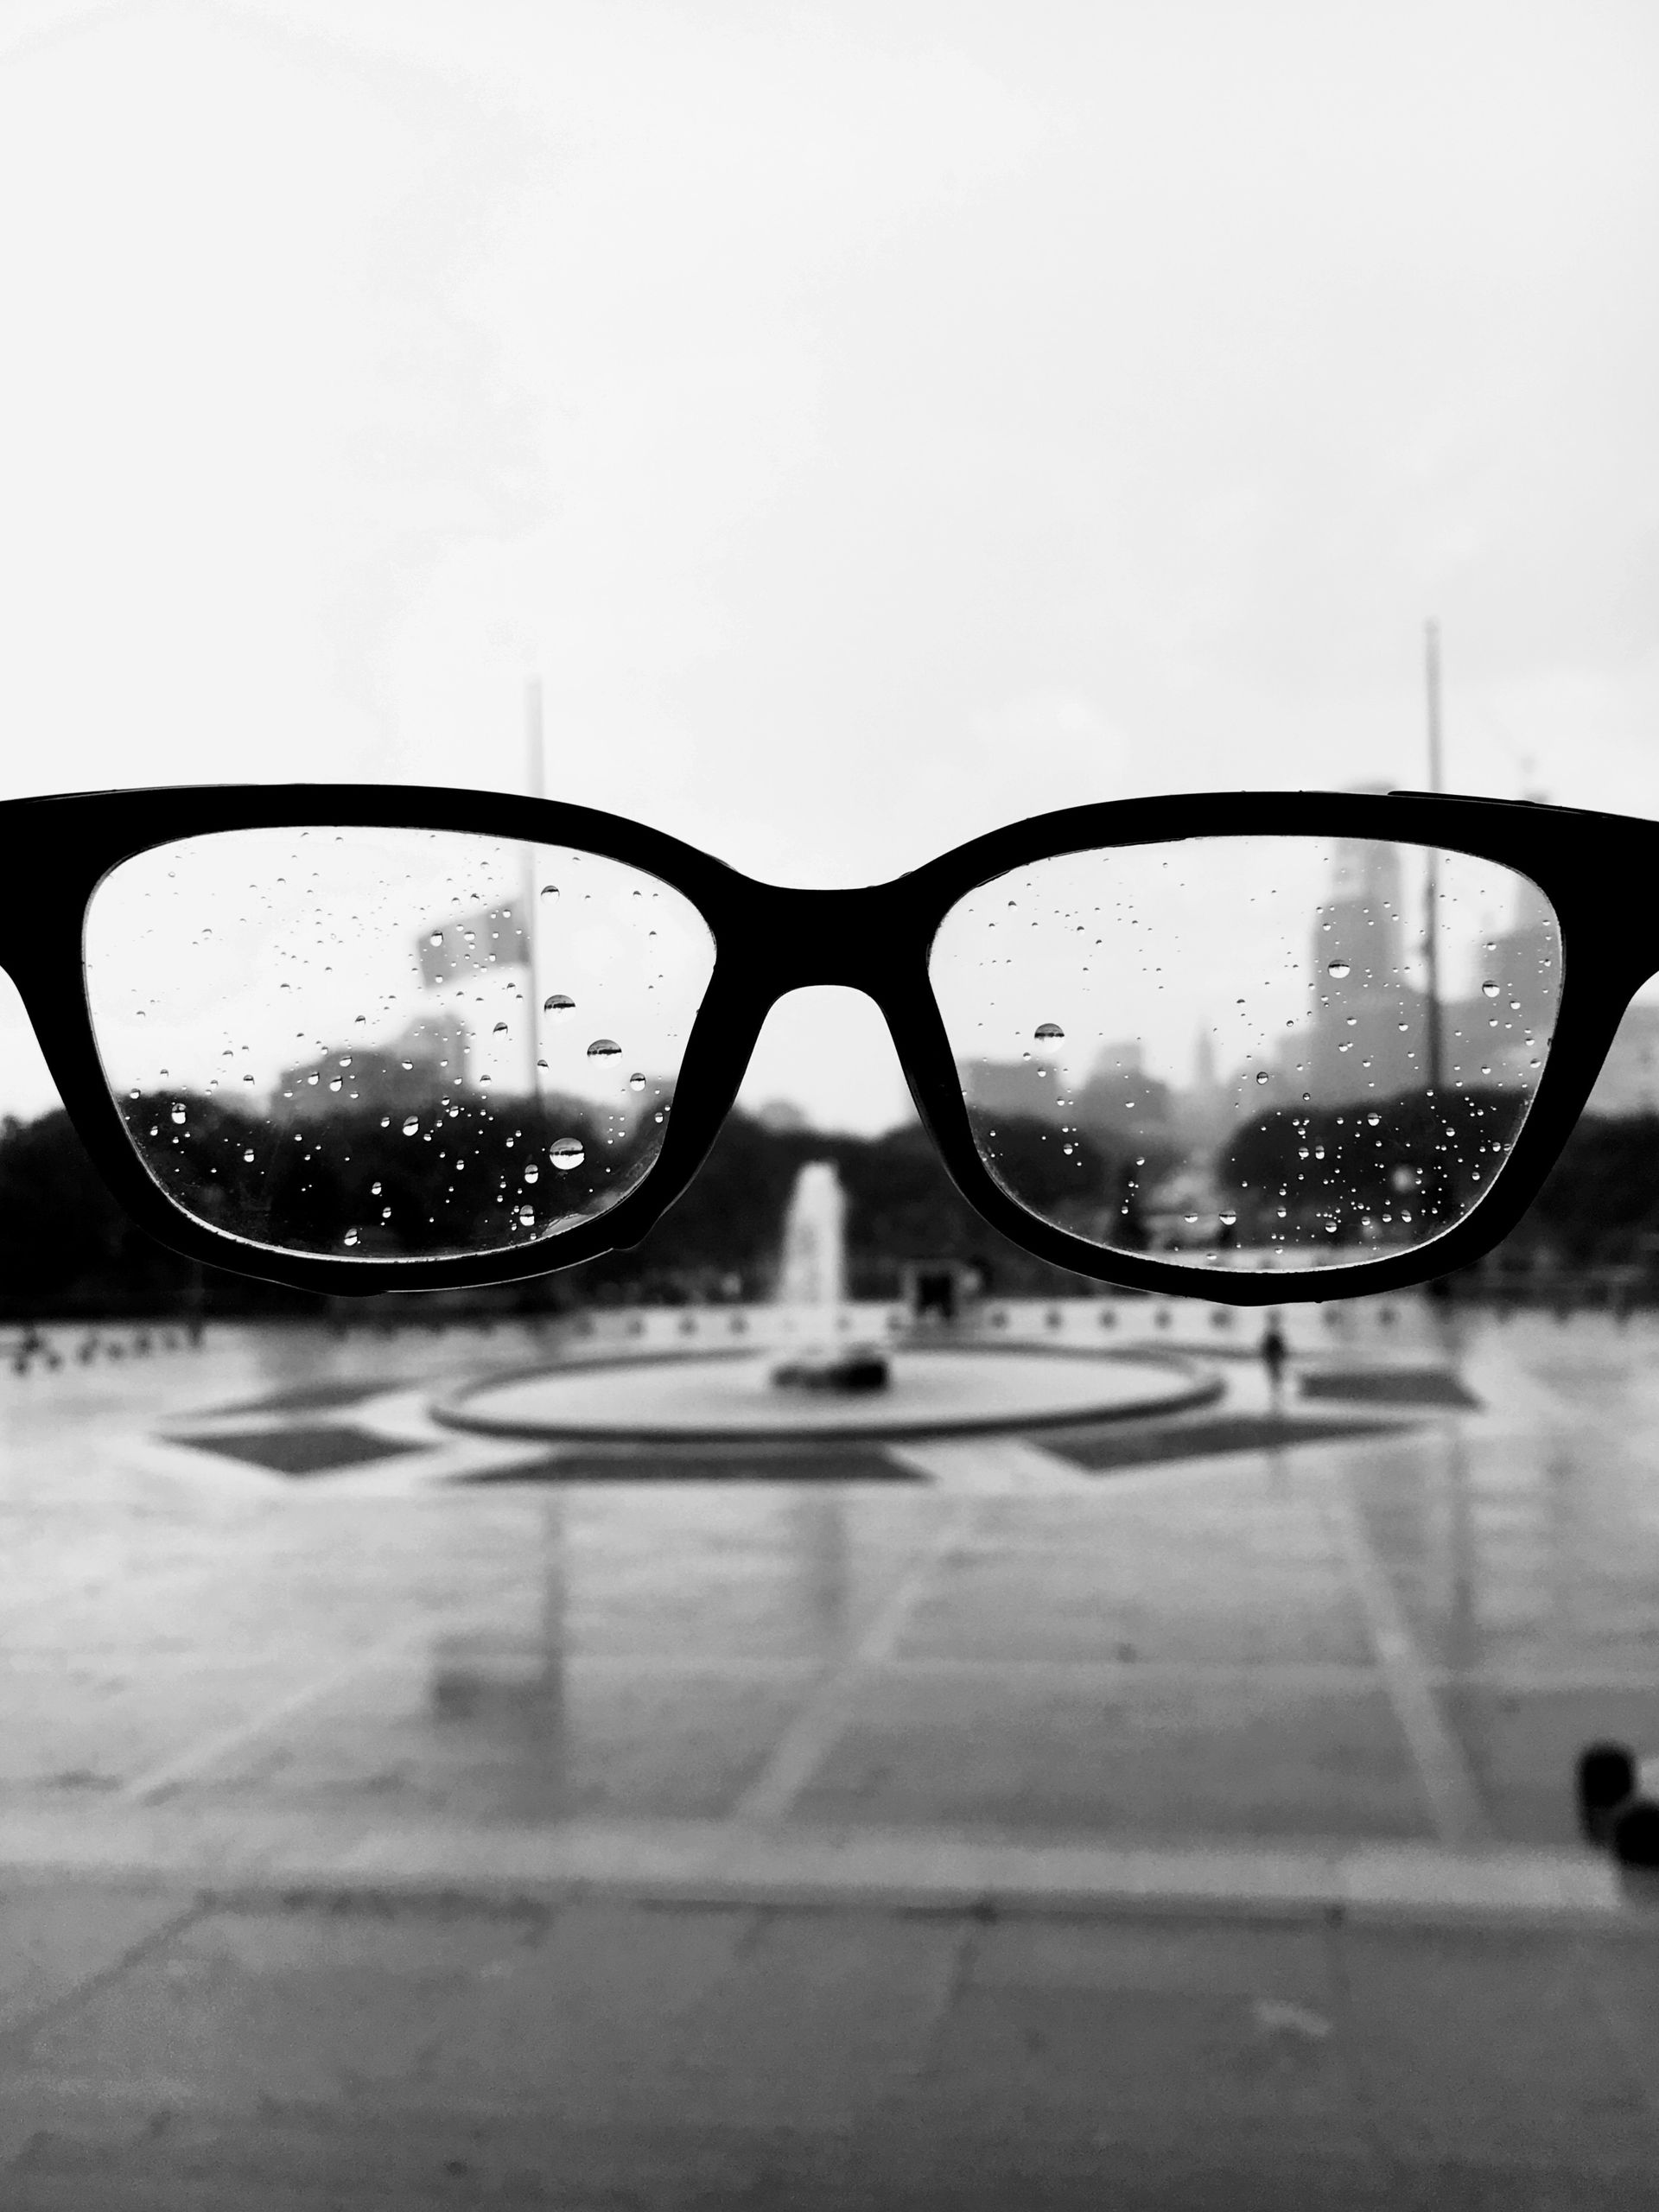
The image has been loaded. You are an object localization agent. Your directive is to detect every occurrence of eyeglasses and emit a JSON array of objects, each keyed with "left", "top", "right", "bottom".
[{"left": 6, "top": 783, "right": 1654, "bottom": 1306}]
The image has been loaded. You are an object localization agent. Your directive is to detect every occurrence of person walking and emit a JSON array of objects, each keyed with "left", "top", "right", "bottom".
[{"left": 1259, "top": 1313, "right": 1289, "bottom": 1409}]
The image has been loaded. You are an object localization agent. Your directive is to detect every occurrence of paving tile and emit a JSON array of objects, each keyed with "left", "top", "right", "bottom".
[
  {"left": 1338, "top": 1926, "right": 1659, "bottom": 2166},
  {"left": 893, "top": 1545, "right": 1375, "bottom": 1667},
  {"left": 0, "top": 1886, "right": 194, "bottom": 2037},
  {"left": 425, "top": 1897, "right": 760, "bottom": 2121},
  {"left": 966, "top": 1915, "right": 1338, "bottom": 2005},
  {"left": 188, "top": 1654, "right": 816, "bottom": 1822},
  {"left": 914, "top": 1974, "right": 1373, "bottom": 2152},
  {"left": 791, "top": 1670, "right": 1433, "bottom": 1841},
  {"left": 10, "top": 1898, "right": 544, "bottom": 2108}
]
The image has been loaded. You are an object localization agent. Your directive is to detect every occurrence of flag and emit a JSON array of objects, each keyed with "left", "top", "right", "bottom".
[{"left": 416, "top": 897, "right": 530, "bottom": 990}]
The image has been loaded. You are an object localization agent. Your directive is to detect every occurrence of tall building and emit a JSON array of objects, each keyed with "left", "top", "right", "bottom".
[
  {"left": 960, "top": 1057, "right": 1065, "bottom": 1125},
  {"left": 1072, "top": 1040, "right": 1173, "bottom": 1146},
  {"left": 1270, "top": 843, "right": 1560, "bottom": 1111}
]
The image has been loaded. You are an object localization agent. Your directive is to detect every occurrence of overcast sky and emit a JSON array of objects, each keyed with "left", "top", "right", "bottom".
[{"left": 2, "top": 0, "right": 1655, "bottom": 1128}]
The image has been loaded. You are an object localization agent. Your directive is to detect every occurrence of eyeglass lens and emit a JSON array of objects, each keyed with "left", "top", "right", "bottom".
[
  {"left": 83, "top": 828, "right": 716, "bottom": 1262},
  {"left": 929, "top": 836, "right": 1561, "bottom": 1273}
]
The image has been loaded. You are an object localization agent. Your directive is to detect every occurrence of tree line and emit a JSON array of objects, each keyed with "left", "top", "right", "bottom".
[{"left": 2, "top": 1096, "right": 1654, "bottom": 1319}]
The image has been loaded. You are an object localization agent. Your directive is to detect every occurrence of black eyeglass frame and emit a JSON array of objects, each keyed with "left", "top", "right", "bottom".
[{"left": 3, "top": 782, "right": 1656, "bottom": 1306}]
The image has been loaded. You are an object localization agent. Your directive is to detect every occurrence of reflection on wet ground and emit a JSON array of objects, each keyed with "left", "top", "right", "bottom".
[{"left": 6, "top": 1300, "right": 1659, "bottom": 1866}]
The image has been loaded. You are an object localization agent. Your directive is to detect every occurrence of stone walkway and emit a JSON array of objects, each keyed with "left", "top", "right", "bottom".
[
  {"left": 6, "top": 1876, "right": 1659, "bottom": 2208},
  {"left": 9, "top": 1301, "right": 1659, "bottom": 2202}
]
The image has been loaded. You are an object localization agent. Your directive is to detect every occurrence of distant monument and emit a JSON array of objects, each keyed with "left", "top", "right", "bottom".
[{"left": 769, "top": 1161, "right": 890, "bottom": 1393}]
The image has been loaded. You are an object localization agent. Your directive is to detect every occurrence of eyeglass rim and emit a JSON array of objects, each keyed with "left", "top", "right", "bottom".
[{"left": 3, "top": 781, "right": 1656, "bottom": 1306}]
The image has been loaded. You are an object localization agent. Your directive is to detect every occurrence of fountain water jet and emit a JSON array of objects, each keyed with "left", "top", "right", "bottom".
[{"left": 768, "top": 1161, "right": 890, "bottom": 1394}]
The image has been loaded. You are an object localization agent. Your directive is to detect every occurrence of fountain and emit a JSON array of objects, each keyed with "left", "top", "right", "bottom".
[
  {"left": 768, "top": 1162, "right": 890, "bottom": 1394},
  {"left": 431, "top": 1164, "right": 1220, "bottom": 1447}
]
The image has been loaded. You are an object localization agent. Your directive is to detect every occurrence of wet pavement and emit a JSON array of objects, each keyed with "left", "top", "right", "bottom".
[
  {"left": 10, "top": 1878, "right": 1659, "bottom": 2208},
  {"left": 8, "top": 1297, "right": 1659, "bottom": 1867},
  {"left": 9, "top": 1296, "right": 1659, "bottom": 2203}
]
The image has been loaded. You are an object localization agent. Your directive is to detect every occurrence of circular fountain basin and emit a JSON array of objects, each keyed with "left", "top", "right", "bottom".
[{"left": 432, "top": 1344, "right": 1219, "bottom": 1446}]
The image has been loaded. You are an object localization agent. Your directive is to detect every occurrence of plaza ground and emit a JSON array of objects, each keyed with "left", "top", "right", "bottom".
[{"left": 8, "top": 1297, "right": 1659, "bottom": 2202}]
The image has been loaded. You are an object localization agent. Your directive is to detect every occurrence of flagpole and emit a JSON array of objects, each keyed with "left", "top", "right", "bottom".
[
  {"left": 1423, "top": 620, "right": 1444, "bottom": 1104},
  {"left": 525, "top": 675, "right": 544, "bottom": 1105}
]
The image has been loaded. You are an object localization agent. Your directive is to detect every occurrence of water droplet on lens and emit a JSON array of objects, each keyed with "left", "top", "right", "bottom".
[
  {"left": 242, "top": 1147, "right": 255, "bottom": 1164},
  {"left": 541, "top": 884, "right": 558, "bottom": 900},
  {"left": 429, "top": 931, "right": 443, "bottom": 945},
  {"left": 587, "top": 1038, "right": 621, "bottom": 1058},
  {"left": 1218, "top": 1210, "right": 1237, "bottom": 1227},
  {"left": 170, "top": 1103, "right": 186, "bottom": 1124},
  {"left": 523, "top": 1163, "right": 539, "bottom": 1183},
  {"left": 343, "top": 1229, "right": 359, "bottom": 1247},
  {"left": 1034, "top": 1021, "right": 1065, "bottom": 1041},
  {"left": 493, "top": 1021, "right": 509, "bottom": 1035},
  {"left": 518, "top": 1207, "right": 536, "bottom": 1227},
  {"left": 550, "top": 1138, "right": 586, "bottom": 1171},
  {"left": 1481, "top": 979, "right": 1500, "bottom": 999},
  {"left": 543, "top": 994, "right": 575, "bottom": 1019},
  {"left": 628, "top": 1071, "right": 646, "bottom": 1091},
  {"left": 402, "top": 1116, "right": 419, "bottom": 1136},
  {"left": 1327, "top": 960, "right": 1351, "bottom": 978},
  {"left": 1324, "top": 1220, "right": 1339, "bottom": 1234},
  {"left": 1255, "top": 1071, "right": 1268, "bottom": 1085},
  {"left": 371, "top": 1180, "right": 382, "bottom": 1194}
]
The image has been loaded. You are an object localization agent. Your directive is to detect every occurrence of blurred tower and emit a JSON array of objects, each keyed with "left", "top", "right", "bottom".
[
  {"left": 1300, "top": 836, "right": 1420, "bottom": 1106},
  {"left": 1316, "top": 836, "right": 1404, "bottom": 989}
]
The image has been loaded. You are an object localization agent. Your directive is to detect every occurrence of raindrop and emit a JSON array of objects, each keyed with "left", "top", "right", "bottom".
[
  {"left": 524, "top": 1164, "right": 539, "bottom": 1184},
  {"left": 628, "top": 1071, "right": 646, "bottom": 1091},
  {"left": 128, "top": 1087, "right": 140, "bottom": 1099},
  {"left": 1218, "top": 1210, "right": 1237, "bottom": 1227},
  {"left": 429, "top": 931, "right": 443, "bottom": 946},
  {"left": 328, "top": 1078, "right": 342, "bottom": 1093},
  {"left": 402, "top": 1116, "right": 419, "bottom": 1136},
  {"left": 343, "top": 1230, "right": 359, "bottom": 1247},
  {"left": 354, "top": 1014, "right": 367, "bottom": 1025},
  {"left": 1034, "top": 1021, "right": 1065, "bottom": 1042},
  {"left": 1255, "top": 1071, "right": 1269, "bottom": 1085},
  {"left": 1324, "top": 1221, "right": 1339, "bottom": 1234},
  {"left": 371, "top": 1181, "right": 382, "bottom": 1195},
  {"left": 1326, "top": 961, "right": 1351, "bottom": 979},
  {"left": 1367, "top": 1112, "right": 1381, "bottom": 1125},
  {"left": 540, "top": 884, "right": 559, "bottom": 900},
  {"left": 543, "top": 994, "right": 575, "bottom": 1020},
  {"left": 1062, "top": 1143, "right": 1074, "bottom": 1156},
  {"left": 1481, "top": 980, "right": 1500, "bottom": 999},
  {"left": 493, "top": 1021, "right": 509, "bottom": 1035},
  {"left": 587, "top": 1038, "right": 621, "bottom": 1058},
  {"left": 550, "top": 1138, "right": 586, "bottom": 1171},
  {"left": 518, "top": 1207, "right": 536, "bottom": 1228},
  {"left": 242, "top": 1148, "right": 255, "bottom": 1164},
  {"left": 1183, "top": 1212, "right": 1198, "bottom": 1225},
  {"left": 242, "top": 1073, "right": 255, "bottom": 1084},
  {"left": 170, "top": 1103, "right": 186, "bottom": 1125}
]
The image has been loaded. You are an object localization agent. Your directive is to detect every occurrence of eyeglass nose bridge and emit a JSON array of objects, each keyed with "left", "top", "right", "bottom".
[{"left": 734, "top": 879, "right": 918, "bottom": 998}]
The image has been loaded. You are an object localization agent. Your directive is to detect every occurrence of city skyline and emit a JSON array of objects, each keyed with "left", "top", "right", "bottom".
[{"left": 1, "top": 3, "right": 1655, "bottom": 1134}]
